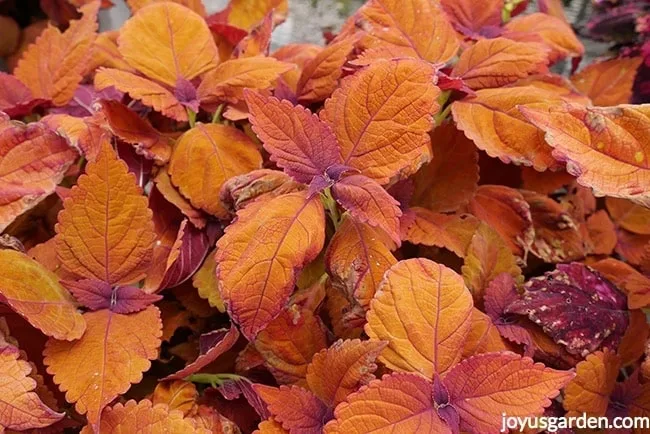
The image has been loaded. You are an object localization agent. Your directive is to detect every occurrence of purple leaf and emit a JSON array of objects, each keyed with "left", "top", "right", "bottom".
[
  {"left": 0, "top": 72, "right": 49, "bottom": 117},
  {"left": 218, "top": 378, "right": 271, "bottom": 420},
  {"left": 506, "top": 263, "right": 629, "bottom": 357},
  {"left": 117, "top": 141, "right": 154, "bottom": 188},
  {"left": 63, "top": 279, "right": 162, "bottom": 314},
  {"left": 433, "top": 375, "right": 460, "bottom": 434},
  {"left": 50, "top": 84, "right": 123, "bottom": 117},
  {"left": 175, "top": 78, "right": 200, "bottom": 113}
]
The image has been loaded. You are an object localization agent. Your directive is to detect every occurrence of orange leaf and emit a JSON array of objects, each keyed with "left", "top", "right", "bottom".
[
  {"left": 606, "top": 197, "right": 650, "bottom": 235},
  {"left": 192, "top": 249, "right": 225, "bottom": 312},
  {"left": 86, "top": 31, "right": 134, "bottom": 73},
  {"left": 0, "top": 319, "right": 64, "bottom": 431},
  {"left": 411, "top": 123, "right": 479, "bottom": 213},
  {"left": 563, "top": 350, "right": 621, "bottom": 417},
  {"left": 41, "top": 113, "right": 110, "bottom": 162},
  {"left": 462, "top": 308, "right": 509, "bottom": 358},
  {"left": 14, "top": 1, "right": 99, "bottom": 106},
  {"left": 215, "top": 192, "right": 325, "bottom": 339},
  {"left": 94, "top": 68, "right": 188, "bottom": 121},
  {"left": 586, "top": 209, "right": 617, "bottom": 256},
  {"left": 322, "top": 58, "right": 439, "bottom": 183},
  {"left": 591, "top": 258, "right": 650, "bottom": 310},
  {"left": 253, "top": 305, "right": 327, "bottom": 384},
  {"left": 55, "top": 142, "right": 155, "bottom": 285},
  {"left": 306, "top": 339, "right": 387, "bottom": 407},
  {"left": 220, "top": 0, "right": 288, "bottom": 30},
  {"left": 356, "top": 0, "right": 459, "bottom": 64},
  {"left": 521, "top": 166, "right": 575, "bottom": 195},
  {"left": 152, "top": 381, "right": 198, "bottom": 416},
  {"left": 245, "top": 91, "right": 341, "bottom": 183},
  {"left": 522, "top": 104, "right": 650, "bottom": 206},
  {"left": 571, "top": 57, "right": 643, "bottom": 106},
  {"left": 504, "top": 13, "right": 584, "bottom": 62},
  {"left": 332, "top": 174, "right": 402, "bottom": 245},
  {"left": 0, "top": 122, "right": 77, "bottom": 232},
  {"left": 154, "top": 171, "right": 206, "bottom": 229},
  {"left": 440, "top": 0, "right": 503, "bottom": 36},
  {"left": 452, "top": 86, "right": 565, "bottom": 171},
  {"left": 118, "top": 2, "right": 217, "bottom": 87},
  {"left": 445, "top": 352, "right": 574, "bottom": 433},
  {"left": 461, "top": 222, "right": 522, "bottom": 304},
  {"left": 452, "top": 38, "right": 549, "bottom": 89},
  {"left": 168, "top": 123, "right": 262, "bottom": 219},
  {"left": 618, "top": 309, "right": 649, "bottom": 367},
  {"left": 296, "top": 38, "right": 354, "bottom": 104},
  {"left": 79, "top": 399, "right": 207, "bottom": 434},
  {"left": 365, "top": 258, "right": 473, "bottom": 377},
  {"left": 256, "top": 419, "right": 289, "bottom": 433},
  {"left": 325, "top": 373, "right": 450, "bottom": 434},
  {"left": 0, "top": 249, "right": 85, "bottom": 340},
  {"left": 325, "top": 216, "right": 396, "bottom": 308},
  {"left": 198, "top": 56, "right": 295, "bottom": 105},
  {"left": 468, "top": 185, "right": 534, "bottom": 257},
  {"left": 255, "top": 384, "right": 331, "bottom": 433},
  {"left": 44, "top": 307, "right": 162, "bottom": 432},
  {"left": 400, "top": 208, "right": 479, "bottom": 257},
  {"left": 126, "top": 0, "right": 206, "bottom": 16}
]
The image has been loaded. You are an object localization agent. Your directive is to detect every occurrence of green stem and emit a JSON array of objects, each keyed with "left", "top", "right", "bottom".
[
  {"left": 502, "top": 0, "right": 524, "bottom": 23},
  {"left": 434, "top": 104, "right": 453, "bottom": 127},
  {"left": 188, "top": 372, "right": 244, "bottom": 387},
  {"left": 321, "top": 187, "right": 341, "bottom": 229},
  {"left": 212, "top": 104, "right": 225, "bottom": 124},
  {"left": 187, "top": 108, "right": 197, "bottom": 128}
]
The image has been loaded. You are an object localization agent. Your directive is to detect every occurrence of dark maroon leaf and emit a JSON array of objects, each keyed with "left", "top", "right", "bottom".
[
  {"left": 157, "top": 221, "right": 221, "bottom": 291},
  {"left": 117, "top": 141, "right": 154, "bottom": 188},
  {"left": 63, "top": 279, "right": 162, "bottom": 314},
  {"left": 437, "top": 72, "right": 476, "bottom": 97},
  {"left": 484, "top": 273, "right": 534, "bottom": 356},
  {"left": 163, "top": 325, "right": 240, "bottom": 381},
  {"left": 506, "top": 263, "right": 629, "bottom": 357},
  {"left": 0, "top": 72, "right": 48, "bottom": 118},
  {"left": 218, "top": 377, "right": 271, "bottom": 420}
]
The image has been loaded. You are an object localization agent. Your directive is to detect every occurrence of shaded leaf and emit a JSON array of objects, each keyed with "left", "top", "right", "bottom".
[
  {"left": 440, "top": 0, "right": 503, "bottom": 37},
  {"left": 63, "top": 279, "right": 161, "bottom": 314},
  {"left": 400, "top": 208, "right": 479, "bottom": 257}
]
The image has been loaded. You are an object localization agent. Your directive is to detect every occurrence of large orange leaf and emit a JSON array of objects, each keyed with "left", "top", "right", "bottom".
[
  {"left": 94, "top": 68, "right": 188, "bottom": 121},
  {"left": 411, "top": 123, "right": 479, "bottom": 213},
  {"left": 591, "top": 258, "right": 650, "bottom": 310},
  {"left": 322, "top": 59, "right": 439, "bottom": 183},
  {"left": 307, "top": 339, "right": 386, "bottom": 407},
  {"left": 467, "top": 185, "right": 534, "bottom": 257},
  {"left": 79, "top": 399, "right": 206, "bottom": 434},
  {"left": 462, "top": 309, "right": 509, "bottom": 358},
  {"left": 198, "top": 56, "right": 295, "bottom": 105},
  {"left": 461, "top": 222, "right": 522, "bottom": 305},
  {"left": 440, "top": 0, "right": 503, "bottom": 36},
  {"left": 444, "top": 352, "right": 574, "bottom": 433},
  {"left": 44, "top": 306, "right": 162, "bottom": 432},
  {"left": 571, "top": 57, "right": 643, "bottom": 106},
  {"left": 452, "top": 86, "right": 565, "bottom": 171},
  {"left": 0, "top": 122, "right": 77, "bottom": 232},
  {"left": 215, "top": 192, "right": 325, "bottom": 339},
  {"left": 365, "top": 258, "right": 473, "bottom": 377},
  {"left": 400, "top": 208, "right": 479, "bottom": 257},
  {"left": 0, "top": 319, "right": 64, "bottom": 431},
  {"left": 118, "top": 2, "right": 218, "bottom": 87},
  {"left": 168, "top": 123, "right": 262, "bottom": 219},
  {"left": 451, "top": 38, "right": 549, "bottom": 90},
  {"left": 255, "top": 384, "right": 331, "bottom": 433},
  {"left": 14, "top": 1, "right": 99, "bottom": 106},
  {"left": 325, "top": 373, "right": 451, "bottom": 434},
  {"left": 0, "top": 250, "right": 85, "bottom": 341},
  {"left": 219, "top": 0, "right": 288, "bottom": 30},
  {"left": 55, "top": 142, "right": 155, "bottom": 285},
  {"left": 253, "top": 305, "right": 327, "bottom": 383},
  {"left": 606, "top": 197, "right": 650, "bottom": 235},
  {"left": 522, "top": 104, "right": 650, "bottom": 206},
  {"left": 504, "top": 13, "right": 584, "bottom": 62},
  {"left": 563, "top": 350, "right": 621, "bottom": 417},
  {"left": 245, "top": 91, "right": 341, "bottom": 183},
  {"left": 356, "top": 0, "right": 459, "bottom": 64},
  {"left": 296, "top": 38, "right": 354, "bottom": 104},
  {"left": 325, "top": 216, "right": 396, "bottom": 308}
]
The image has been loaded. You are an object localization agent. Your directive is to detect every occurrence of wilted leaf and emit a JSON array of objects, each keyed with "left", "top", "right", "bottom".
[
  {"left": 322, "top": 58, "right": 439, "bottom": 184},
  {"left": 0, "top": 319, "right": 64, "bottom": 431},
  {"left": 245, "top": 91, "right": 341, "bottom": 183},
  {"left": 522, "top": 104, "right": 650, "bottom": 207},
  {"left": 118, "top": 2, "right": 217, "bottom": 87},
  {"left": 452, "top": 38, "right": 549, "bottom": 89},
  {"left": 326, "top": 216, "right": 396, "bottom": 308},
  {"left": 0, "top": 249, "right": 85, "bottom": 340},
  {"left": 571, "top": 57, "right": 642, "bottom": 106},
  {"left": 216, "top": 192, "right": 325, "bottom": 339},
  {"left": 0, "top": 122, "right": 77, "bottom": 232},
  {"left": 220, "top": 169, "right": 303, "bottom": 213},
  {"left": 366, "top": 258, "right": 473, "bottom": 377},
  {"left": 14, "top": 2, "right": 99, "bottom": 106},
  {"left": 357, "top": 0, "right": 459, "bottom": 64},
  {"left": 506, "top": 263, "right": 629, "bottom": 357},
  {"left": 44, "top": 306, "right": 162, "bottom": 432},
  {"left": 56, "top": 142, "right": 155, "bottom": 285}
]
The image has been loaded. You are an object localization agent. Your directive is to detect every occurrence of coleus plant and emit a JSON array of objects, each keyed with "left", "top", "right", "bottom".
[{"left": 0, "top": 0, "right": 650, "bottom": 433}]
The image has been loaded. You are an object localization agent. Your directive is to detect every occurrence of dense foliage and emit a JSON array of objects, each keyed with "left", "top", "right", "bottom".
[{"left": 1, "top": 0, "right": 650, "bottom": 433}]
